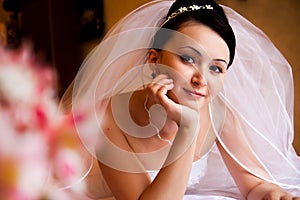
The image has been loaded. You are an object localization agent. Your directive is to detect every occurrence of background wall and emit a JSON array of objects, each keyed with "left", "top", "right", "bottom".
[{"left": 0, "top": 0, "right": 9, "bottom": 22}]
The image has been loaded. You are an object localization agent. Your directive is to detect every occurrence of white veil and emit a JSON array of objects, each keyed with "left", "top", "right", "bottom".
[
  {"left": 215, "top": 7, "right": 300, "bottom": 190},
  {"left": 60, "top": 0, "right": 300, "bottom": 198}
]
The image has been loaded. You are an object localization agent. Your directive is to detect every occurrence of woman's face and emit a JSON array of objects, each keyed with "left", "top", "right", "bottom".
[{"left": 151, "top": 22, "right": 230, "bottom": 109}]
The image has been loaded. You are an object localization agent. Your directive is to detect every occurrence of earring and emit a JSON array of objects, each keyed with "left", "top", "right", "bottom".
[
  {"left": 151, "top": 63, "right": 160, "bottom": 79},
  {"left": 151, "top": 72, "right": 157, "bottom": 79}
]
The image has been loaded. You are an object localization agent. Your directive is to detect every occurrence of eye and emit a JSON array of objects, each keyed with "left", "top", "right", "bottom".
[
  {"left": 180, "top": 54, "right": 196, "bottom": 65},
  {"left": 209, "top": 65, "right": 224, "bottom": 73}
]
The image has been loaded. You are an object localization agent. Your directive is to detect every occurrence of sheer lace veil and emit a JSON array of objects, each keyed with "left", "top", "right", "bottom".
[
  {"left": 60, "top": 0, "right": 300, "bottom": 196},
  {"left": 212, "top": 6, "right": 300, "bottom": 194}
]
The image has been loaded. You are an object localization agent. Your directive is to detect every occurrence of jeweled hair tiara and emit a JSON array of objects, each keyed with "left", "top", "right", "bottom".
[{"left": 161, "top": 4, "right": 214, "bottom": 26}]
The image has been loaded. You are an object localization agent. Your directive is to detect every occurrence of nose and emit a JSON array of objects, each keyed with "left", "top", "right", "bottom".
[{"left": 191, "top": 71, "right": 207, "bottom": 87}]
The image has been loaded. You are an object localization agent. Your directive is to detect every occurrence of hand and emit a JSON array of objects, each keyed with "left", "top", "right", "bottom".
[
  {"left": 247, "top": 181, "right": 300, "bottom": 200},
  {"left": 261, "top": 191, "right": 300, "bottom": 200},
  {"left": 146, "top": 74, "right": 179, "bottom": 123},
  {"left": 146, "top": 74, "right": 198, "bottom": 127}
]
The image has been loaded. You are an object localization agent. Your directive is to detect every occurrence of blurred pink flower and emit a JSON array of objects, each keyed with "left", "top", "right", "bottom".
[{"left": 0, "top": 46, "right": 91, "bottom": 200}]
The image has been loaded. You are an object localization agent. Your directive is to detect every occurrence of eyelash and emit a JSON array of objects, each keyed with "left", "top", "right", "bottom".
[
  {"left": 180, "top": 54, "right": 225, "bottom": 74},
  {"left": 180, "top": 54, "right": 196, "bottom": 65},
  {"left": 209, "top": 65, "right": 224, "bottom": 73}
]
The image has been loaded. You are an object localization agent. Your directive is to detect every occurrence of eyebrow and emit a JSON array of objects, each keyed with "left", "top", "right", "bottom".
[
  {"left": 179, "top": 46, "right": 228, "bottom": 65},
  {"left": 212, "top": 58, "right": 228, "bottom": 65},
  {"left": 179, "top": 46, "right": 203, "bottom": 56}
]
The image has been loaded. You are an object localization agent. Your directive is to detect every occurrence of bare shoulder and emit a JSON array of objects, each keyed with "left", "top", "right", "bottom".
[
  {"left": 96, "top": 100, "right": 152, "bottom": 199},
  {"left": 100, "top": 99, "right": 135, "bottom": 152}
]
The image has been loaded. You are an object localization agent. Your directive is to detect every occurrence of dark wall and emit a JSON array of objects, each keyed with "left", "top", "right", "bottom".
[{"left": 22, "top": 0, "right": 80, "bottom": 96}]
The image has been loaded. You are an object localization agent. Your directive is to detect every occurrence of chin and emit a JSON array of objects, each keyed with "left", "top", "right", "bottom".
[{"left": 168, "top": 90, "right": 209, "bottom": 110}]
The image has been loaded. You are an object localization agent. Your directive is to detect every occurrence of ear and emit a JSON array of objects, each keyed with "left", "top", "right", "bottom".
[
  {"left": 147, "top": 49, "right": 161, "bottom": 77},
  {"left": 147, "top": 49, "right": 160, "bottom": 64}
]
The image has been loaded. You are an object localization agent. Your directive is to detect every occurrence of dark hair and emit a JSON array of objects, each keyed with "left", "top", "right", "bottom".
[{"left": 153, "top": 0, "right": 236, "bottom": 67}]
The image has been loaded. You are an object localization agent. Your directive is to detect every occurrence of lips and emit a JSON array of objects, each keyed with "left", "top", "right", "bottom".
[{"left": 183, "top": 88, "right": 206, "bottom": 98}]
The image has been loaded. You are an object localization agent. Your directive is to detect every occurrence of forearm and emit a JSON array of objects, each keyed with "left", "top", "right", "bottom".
[
  {"left": 99, "top": 119, "right": 199, "bottom": 200},
  {"left": 217, "top": 142, "right": 299, "bottom": 200},
  {"left": 139, "top": 122, "right": 199, "bottom": 200},
  {"left": 140, "top": 138, "right": 196, "bottom": 200}
]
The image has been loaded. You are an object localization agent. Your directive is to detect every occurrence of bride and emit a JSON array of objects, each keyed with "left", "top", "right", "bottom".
[{"left": 61, "top": 0, "right": 300, "bottom": 199}]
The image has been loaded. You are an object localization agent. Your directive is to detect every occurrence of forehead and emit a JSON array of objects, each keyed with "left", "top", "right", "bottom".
[{"left": 164, "top": 22, "right": 229, "bottom": 62}]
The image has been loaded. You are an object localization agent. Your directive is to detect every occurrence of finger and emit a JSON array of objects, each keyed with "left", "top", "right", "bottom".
[
  {"left": 262, "top": 193, "right": 280, "bottom": 200},
  {"left": 156, "top": 83, "right": 176, "bottom": 109},
  {"left": 147, "top": 77, "right": 173, "bottom": 102},
  {"left": 280, "top": 196, "right": 292, "bottom": 200},
  {"left": 147, "top": 80, "right": 172, "bottom": 95},
  {"left": 154, "top": 79, "right": 173, "bottom": 88},
  {"left": 152, "top": 74, "right": 169, "bottom": 82},
  {"left": 151, "top": 76, "right": 173, "bottom": 87}
]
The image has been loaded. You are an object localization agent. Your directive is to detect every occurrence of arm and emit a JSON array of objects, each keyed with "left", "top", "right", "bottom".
[
  {"left": 99, "top": 110, "right": 198, "bottom": 200},
  {"left": 217, "top": 109, "right": 300, "bottom": 200},
  {"left": 218, "top": 142, "right": 299, "bottom": 200},
  {"left": 99, "top": 74, "right": 200, "bottom": 199}
]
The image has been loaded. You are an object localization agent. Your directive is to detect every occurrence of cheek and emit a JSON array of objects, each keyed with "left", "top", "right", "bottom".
[
  {"left": 161, "top": 61, "right": 190, "bottom": 85},
  {"left": 166, "top": 74, "right": 188, "bottom": 104},
  {"left": 206, "top": 75, "right": 225, "bottom": 98}
]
